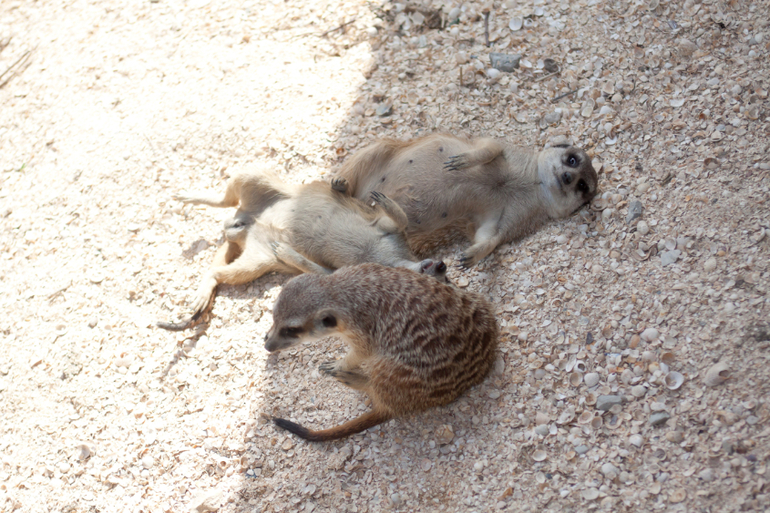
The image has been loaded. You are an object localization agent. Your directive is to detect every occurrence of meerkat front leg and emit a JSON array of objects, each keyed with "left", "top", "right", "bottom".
[
  {"left": 370, "top": 191, "right": 409, "bottom": 233},
  {"left": 270, "top": 242, "right": 333, "bottom": 274},
  {"left": 459, "top": 215, "right": 505, "bottom": 267},
  {"left": 444, "top": 138, "right": 504, "bottom": 171},
  {"left": 173, "top": 180, "right": 242, "bottom": 208}
]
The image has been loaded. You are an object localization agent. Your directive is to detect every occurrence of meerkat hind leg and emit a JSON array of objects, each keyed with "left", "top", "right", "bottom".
[
  {"left": 321, "top": 367, "right": 369, "bottom": 391},
  {"left": 444, "top": 138, "right": 504, "bottom": 171},
  {"left": 460, "top": 216, "right": 505, "bottom": 267},
  {"left": 270, "top": 242, "right": 333, "bottom": 274}
]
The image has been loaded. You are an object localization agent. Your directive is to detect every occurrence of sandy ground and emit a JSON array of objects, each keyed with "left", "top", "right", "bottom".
[{"left": 1, "top": 0, "right": 769, "bottom": 512}]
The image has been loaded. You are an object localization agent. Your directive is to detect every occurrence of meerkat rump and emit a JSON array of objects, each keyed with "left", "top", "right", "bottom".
[
  {"left": 264, "top": 263, "right": 499, "bottom": 442},
  {"left": 157, "top": 170, "right": 447, "bottom": 331},
  {"left": 336, "top": 134, "right": 599, "bottom": 266}
]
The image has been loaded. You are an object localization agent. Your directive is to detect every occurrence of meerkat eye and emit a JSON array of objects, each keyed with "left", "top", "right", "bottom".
[
  {"left": 577, "top": 179, "right": 589, "bottom": 193},
  {"left": 567, "top": 154, "right": 580, "bottom": 168},
  {"left": 280, "top": 327, "right": 303, "bottom": 338},
  {"left": 562, "top": 171, "right": 573, "bottom": 185},
  {"left": 321, "top": 315, "right": 337, "bottom": 328}
]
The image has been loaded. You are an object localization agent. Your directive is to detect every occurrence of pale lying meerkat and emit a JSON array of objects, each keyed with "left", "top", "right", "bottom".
[
  {"left": 264, "top": 263, "right": 498, "bottom": 441},
  {"left": 157, "top": 170, "right": 447, "bottom": 331},
  {"left": 336, "top": 134, "right": 599, "bottom": 266}
]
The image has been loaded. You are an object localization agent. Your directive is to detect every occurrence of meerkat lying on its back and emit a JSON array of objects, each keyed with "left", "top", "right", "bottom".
[
  {"left": 336, "top": 134, "right": 599, "bottom": 266},
  {"left": 157, "top": 170, "right": 448, "bottom": 331},
  {"left": 265, "top": 263, "right": 498, "bottom": 441}
]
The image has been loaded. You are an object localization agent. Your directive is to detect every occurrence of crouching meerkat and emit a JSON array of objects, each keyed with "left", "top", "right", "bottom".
[
  {"left": 157, "top": 170, "right": 448, "bottom": 331},
  {"left": 264, "top": 263, "right": 499, "bottom": 441},
  {"left": 335, "top": 134, "right": 599, "bottom": 266}
]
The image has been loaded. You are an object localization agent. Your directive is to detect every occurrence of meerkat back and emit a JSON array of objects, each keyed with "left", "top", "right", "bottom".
[{"left": 264, "top": 264, "right": 499, "bottom": 441}]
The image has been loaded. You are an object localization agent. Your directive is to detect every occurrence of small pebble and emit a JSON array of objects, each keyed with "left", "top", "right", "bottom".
[
  {"left": 629, "top": 434, "right": 644, "bottom": 447},
  {"left": 575, "top": 445, "right": 590, "bottom": 455},
  {"left": 596, "top": 395, "right": 622, "bottom": 411},
  {"left": 637, "top": 221, "right": 649, "bottom": 235},
  {"left": 601, "top": 462, "right": 619, "bottom": 478},
  {"left": 704, "top": 257, "right": 717, "bottom": 272},
  {"left": 626, "top": 200, "right": 643, "bottom": 223},
  {"left": 640, "top": 328, "right": 659, "bottom": 342},
  {"left": 650, "top": 411, "right": 671, "bottom": 427},
  {"left": 660, "top": 250, "right": 681, "bottom": 266},
  {"left": 665, "top": 431, "right": 684, "bottom": 443},
  {"left": 584, "top": 372, "right": 600, "bottom": 387},
  {"left": 489, "top": 52, "right": 521, "bottom": 72},
  {"left": 582, "top": 488, "right": 599, "bottom": 500},
  {"left": 631, "top": 385, "right": 647, "bottom": 398}
]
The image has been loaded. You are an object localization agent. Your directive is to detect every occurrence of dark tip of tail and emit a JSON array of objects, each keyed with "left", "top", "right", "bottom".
[{"left": 272, "top": 417, "right": 316, "bottom": 441}]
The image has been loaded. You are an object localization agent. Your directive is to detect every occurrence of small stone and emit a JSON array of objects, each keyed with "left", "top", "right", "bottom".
[
  {"left": 636, "top": 182, "right": 650, "bottom": 194},
  {"left": 435, "top": 424, "right": 454, "bottom": 445},
  {"left": 489, "top": 53, "right": 521, "bottom": 72},
  {"left": 486, "top": 68, "right": 501, "bottom": 80},
  {"left": 584, "top": 372, "right": 600, "bottom": 387},
  {"left": 375, "top": 103, "right": 392, "bottom": 117},
  {"left": 456, "top": 276, "right": 469, "bottom": 288},
  {"left": 629, "top": 434, "right": 644, "bottom": 447},
  {"left": 190, "top": 491, "right": 223, "bottom": 513},
  {"left": 601, "top": 463, "right": 619, "bottom": 478},
  {"left": 665, "top": 431, "right": 684, "bottom": 443},
  {"left": 704, "top": 257, "right": 717, "bottom": 272},
  {"left": 640, "top": 328, "right": 659, "bottom": 342},
  {"left": 699, "top": 468, "right": 714, "bottom": 482},
  {"left": 637, "top": 221, "right": 649, "bottom": 235},
  {"left": 582, "top": 488, "right": 600, "bottom": 500},
  {"left": 575, "top": 445, "right": 590, "bottom": 455},
  {"left": 660, "top": 250, "right": 681, "bottom": 267},
  {"left": 535, "top": 425, "right": 549, "bottom": 436},
  {"left": 390, "top": 493, "right": 402, "bottom": 507},
  {"left": 543, "top": 111, "right": 562, "bottom": 124},
  {"left": 650, "top": 411, "right": 671, "bottom": 427},
  {"left": 626, "top": 200, "right": 643, "bottom": 223},
  {"left": 631, "top": 385, "right": 647, "bottom": 398},
  {"left": 596, "top": 395, "right": 622, "bottom": 411}
]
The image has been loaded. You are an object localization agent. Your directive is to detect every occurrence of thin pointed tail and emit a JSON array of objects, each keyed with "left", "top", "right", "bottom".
[{"left": 272, "top": 409, "right": 391, "bottom": 442}]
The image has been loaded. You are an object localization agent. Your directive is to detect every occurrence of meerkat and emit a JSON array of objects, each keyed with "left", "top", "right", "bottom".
[
  {"left": 157, "top": 170, "right": 448, "bottom": 331},
  {"left": 264, "top": 263, "right": 498, "bottom": 441},
  {"left": 335, "top": 134, "right": 599, "bottom": 266}
]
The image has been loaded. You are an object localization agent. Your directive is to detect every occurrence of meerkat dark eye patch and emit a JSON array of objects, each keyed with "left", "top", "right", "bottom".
[
  {"left": 281, "top": 327, "right": 303, "bottom": 338},
  {"left": 552, "top": 143, "right": 570, "bottom": 148},
  {"left": 566, "top": 154, "right": 580, "bottom": 168},
  {"left": 562, "top": 171, "right": 573, "bottom": 185},
  {"left": 322, "top": 315, "right": 337, "bottom": 328}
]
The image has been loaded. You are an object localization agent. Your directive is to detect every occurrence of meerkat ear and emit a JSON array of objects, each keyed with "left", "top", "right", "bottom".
[{"left": 315, "top": 309, "right": 338, "bottom": 329}]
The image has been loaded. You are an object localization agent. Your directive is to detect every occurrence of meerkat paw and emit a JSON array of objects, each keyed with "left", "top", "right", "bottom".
[
  {"left": 443, "top": 154, "right": 470, "bottom": 171},
  {"left": 369, "top": 190, "right": 388, "bottom": 204},
  {"left": 330, "top": 177, "right": 349, "bottom": 193},
  {"left": 457, "top": 252, "right": 478, "bottom": 269},
  {"left": 319, "top": 360, "right": 340, "bottom": 374},
  {"left": 172, "top": 193, "right": 193, "bottom": 203}
]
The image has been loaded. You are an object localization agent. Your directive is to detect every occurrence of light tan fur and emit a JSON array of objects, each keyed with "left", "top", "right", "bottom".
[
  {"left": 158, "top": 170, "right": 447, "bottom": 331},
  {"left": 336, "top": 134, "right": 599, "bottom": 266},
  {"left": 265, "top": 264, "right": 499, "bottom": 442}
]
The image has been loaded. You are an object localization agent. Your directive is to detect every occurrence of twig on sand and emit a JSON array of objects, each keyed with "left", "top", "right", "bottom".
[
  {"left": 320, "top": 18, "right": 357, "bottom": 37},
  {"left": 0, "top": 46, "right": 35, "bottom": 89}
]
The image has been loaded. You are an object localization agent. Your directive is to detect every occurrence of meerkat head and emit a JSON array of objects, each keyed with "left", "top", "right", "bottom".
[
  {"left": 223, "top": 214, "right": 254, "bottom": 243},
  {"left": 538, "top": 146, "right": 598, "bottom": 219},
  {"left": 264, "top": 273, "right": 342, "bottom": 352}
]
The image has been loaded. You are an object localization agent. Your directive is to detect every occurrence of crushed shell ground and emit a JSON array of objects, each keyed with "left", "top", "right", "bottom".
[{"left": 1, "top": 0, "right": 769, "bottom": 512}]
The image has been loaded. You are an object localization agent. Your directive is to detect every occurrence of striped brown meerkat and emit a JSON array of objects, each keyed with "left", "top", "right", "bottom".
[{"left": 264, "top": 263, "right": 498, "bottom": 441}]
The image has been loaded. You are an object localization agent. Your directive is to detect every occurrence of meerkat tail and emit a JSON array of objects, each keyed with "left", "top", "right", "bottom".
[{"left": 272, "top": 409, "right": 391, "bottom": 442}]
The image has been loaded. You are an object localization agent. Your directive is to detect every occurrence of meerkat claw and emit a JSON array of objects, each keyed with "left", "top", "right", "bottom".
[{"left": 331, "top": 178, "right": 349, "bottom": 193}]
